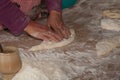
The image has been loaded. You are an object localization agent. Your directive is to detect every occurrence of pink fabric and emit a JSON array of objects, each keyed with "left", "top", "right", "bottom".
[{"left": 11, "top": 0, "right": 41, "bottom": 14}]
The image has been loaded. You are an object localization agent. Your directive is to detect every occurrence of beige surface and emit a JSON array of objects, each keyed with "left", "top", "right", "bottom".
[{"left": 101, "top": 19, "right": 120, "bottom": 31}]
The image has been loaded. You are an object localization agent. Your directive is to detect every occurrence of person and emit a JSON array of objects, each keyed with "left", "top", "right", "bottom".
[{"left": 0, "top": 0, "right": 70, "bottom": 42}]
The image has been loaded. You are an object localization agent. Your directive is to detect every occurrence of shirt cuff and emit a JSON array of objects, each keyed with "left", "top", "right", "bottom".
[{"left": 45, "top": 0, "right": 62, "bottom": 13}]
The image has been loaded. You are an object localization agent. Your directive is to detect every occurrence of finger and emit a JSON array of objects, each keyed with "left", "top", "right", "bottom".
[
  {"left": 66, "top": 28, "right": 71, "bottom": 38},
  {"left": 41, "top": 34, "right": 55, "bottom": 41},
  {"left": 30, "top": 33, "right": 50, "bottom": 41},
  {"left": 61, "top": 28, "right": 68, "bottom": 38},
  {"left": 39, "top": 35, "right": 50, "bottom": 41},
  {"left": 48, "top": 32, "right": 63, "bottom": 41},
  {"left": 47, "top": 19, "right": 65, "bottom": 39},
  {"left": 50, "top": 24, "right": 64, "bottom": 39},
  {"left": 47, "top": 23, "right": 50, "bottom": 27},
  {"left": 55, "top": 23, "right": 65, "bottom": 37},
  {"left": 44, "top": 32, "right": 62, "bottom": 42},
  {"left": 56, "top": 24, "right": 67, "bottom": 38},
  {"left": 54, "top": 27, "right": 64, "bottom": 39},
  {"left": 62, "top": 27, "right": 70, "bottom": 39},
  {"left": 31, "top": 32, "right": 59, "bottom": 42}
]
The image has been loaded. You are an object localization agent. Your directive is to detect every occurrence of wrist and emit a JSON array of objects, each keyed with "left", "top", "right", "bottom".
[
  {"left": 24, "top": 21, "right": 33, "bottom": 32},
  {"left": 50, "top": 10, "right": 61, "bottom": 15}
]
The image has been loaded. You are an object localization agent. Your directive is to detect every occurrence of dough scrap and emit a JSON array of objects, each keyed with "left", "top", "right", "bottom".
[
  {"left": 103, "top": 9, "right": 120, "bottom": 19},
  {"left": 101, "top": 19, "right": 120, "bottom": 31},
  {"left": 29, "top": 29, "right": 75, "bottom": 51},
  {"left": 96, "top": 36, "right": 120, "bottom": 56}
]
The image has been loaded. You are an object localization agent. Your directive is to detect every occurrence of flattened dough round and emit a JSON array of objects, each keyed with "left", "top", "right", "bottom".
[
  {"left": 29, "top": 29, "right": 75, "bottom": 51},
  {"left": 103, "top": 9, "right": 120, "bottom": 19},
  {"left": 96, "top": 36, "right": 120, "bottom": 56}
]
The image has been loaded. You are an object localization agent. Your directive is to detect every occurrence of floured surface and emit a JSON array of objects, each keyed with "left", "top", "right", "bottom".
[
  {"left": 101, "top": 19, "right": 120, "bottom": 31},
  {"left": 12, "top": 63, "right": 49, "bottom": 80},
  {"left": 12, "top": 62, "right": 69, "bottom": 80},
  {"left": 96, "top": 36, "right": 120, "bottom": 56},
  {"left": 29, "top": 29, "right": 75, "bottom": 51},
  {"left": 0, "top": 0, "right": 120, "bottom": 80}
]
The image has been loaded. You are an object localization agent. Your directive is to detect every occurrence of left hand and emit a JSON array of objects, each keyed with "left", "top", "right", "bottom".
[{"left": 47, "top": 10, "right": 70, "bottom": 39}]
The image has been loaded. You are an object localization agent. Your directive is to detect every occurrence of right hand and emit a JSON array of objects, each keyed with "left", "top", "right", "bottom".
[
  {"left": 24, "top": 21, "right": 63, "bottom": 41},
  {"left": 47, "top": 10, "right": 70, "bottom": 39}
]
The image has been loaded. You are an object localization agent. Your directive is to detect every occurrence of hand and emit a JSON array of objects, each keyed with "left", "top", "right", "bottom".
[
  {"left": 0, "top": 24, "right": 3, "bottom": 31},
  {"left": 47, "top": 10, "right": 70, "bottom": 39},
  {"left": 24, "top": 21, "right": 62, "bottom": 41},
  {"left": 0, "top": 24, "right": 6, "bottom": 31}
]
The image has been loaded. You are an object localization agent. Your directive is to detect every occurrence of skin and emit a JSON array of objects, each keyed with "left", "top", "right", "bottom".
[
  {"left": 25, "top": 10, "right": 70, "bottom": 42},
  {"left": 47, "top": 10, "right": 70, "bottom": 39},
  {"left": 0, "top": 10, "right": 70, "bottom": 41},
  {"left": 24, "top": 21, "right": 63, "bottom": 42},
  {"left": 0, "top": 25, "right": 3, "bottom": 31}
]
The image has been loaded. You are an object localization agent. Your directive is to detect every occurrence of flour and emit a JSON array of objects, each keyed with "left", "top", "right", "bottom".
[
  {"left": 96, "top": 36, "right": 120, "bottom": 56},
  {"left": 12, "top": 63, "right": 49, "bottom": 80},
  {"left": 12, "top": 57, "right": 69, "bottom": 80},
  {"left": 0, "top": 34, "right": 19, "bottom": 42},
  {"left": 101, "top": 19, "right": 120, "bottom": 31},
  {"left": 0, "top": 0, "right": 120, "bottom": 80}
]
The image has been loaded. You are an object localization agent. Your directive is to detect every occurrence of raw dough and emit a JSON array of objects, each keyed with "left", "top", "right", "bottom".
[
  {"left": 96, "top": 36, "right": 120, "bottom": 56},
  {"left": 29, "top": 29, "right": 75, "bottom": 51},
  {"left": 103, "top": 9, "right": 120, "bottom": 19},
  {"left": 101, "top": 19, "right": 120, "bottom": 31}
]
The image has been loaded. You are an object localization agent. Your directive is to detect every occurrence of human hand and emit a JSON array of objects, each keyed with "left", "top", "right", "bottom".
[
  {"left": 24, "top": 21, "right": 63, "bottom": 41},
  {"left": 0, "top": 24, "right": 3, "bottom": 31},
  {"left": 47, "top": 10, "right": 70, "bottom": 39}
]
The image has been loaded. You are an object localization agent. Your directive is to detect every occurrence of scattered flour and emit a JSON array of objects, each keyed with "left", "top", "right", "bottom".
[
  {"left": 0, "top": 0, "right": 120, "bottom": 80},
  {"left": 13, "top": 48, "right": 97, "bottom": 80},
  {"left": 96, "top": 36, "right": 120, "bottom": 56},
  {"left": 0, "top": 34, "right": 19, "bottom": 42},
  {"left": 101, "top": 19, "right": 120, "bottom": 31},
  {"left": 12, "top": 63, "right": 49, "bottom": 80}
]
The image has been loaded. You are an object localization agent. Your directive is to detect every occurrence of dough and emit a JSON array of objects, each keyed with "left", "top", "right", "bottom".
[
  {"left": 103, "top": 9, "right": 120, "bottom": 19},
  {"left": 29, "top": 29, "right": 75, "bottom": 51},
  {"left": 96, "top": 36, "right": 120, "bottom": 56},
  {"left": 101, "top": 19, "right": 120, "bottom": 31}
]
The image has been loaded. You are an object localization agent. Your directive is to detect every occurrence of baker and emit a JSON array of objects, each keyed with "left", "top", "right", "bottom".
[{"left": 0, "top": 0, "right": 70, "bottom": 42}]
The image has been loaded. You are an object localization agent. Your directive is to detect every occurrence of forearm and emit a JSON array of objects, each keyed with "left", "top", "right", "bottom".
[
  {"left": 45, "top": 0, "right": 62, "bottom": 13},
  {"left": 0, "top": 0, "right": 30, "bottom": 36}
]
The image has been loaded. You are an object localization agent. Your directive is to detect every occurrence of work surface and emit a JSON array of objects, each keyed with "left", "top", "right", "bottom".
[{"left": 0, "top": 0, "right": 120, "bottom": 80}]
